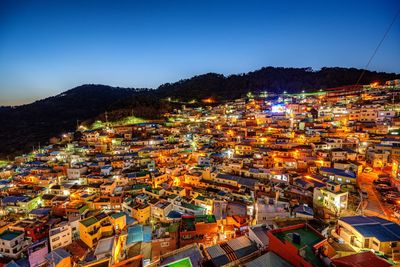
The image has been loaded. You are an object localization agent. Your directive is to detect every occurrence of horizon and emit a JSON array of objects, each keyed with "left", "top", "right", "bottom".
[
  {"left": 1, "top": 0, "right": 400, "bottom": 105},
  {"left": 0, "top": 65, "right": 399, "bottom": 107}
]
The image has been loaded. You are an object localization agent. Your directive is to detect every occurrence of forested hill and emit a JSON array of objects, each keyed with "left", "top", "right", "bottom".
[{"left": 1, "top": 67, "right": 399, "bottom": 158}]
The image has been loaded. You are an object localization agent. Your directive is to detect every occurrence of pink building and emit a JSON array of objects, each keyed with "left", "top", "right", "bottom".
[{"left": 28, "top": 239, "right": 48, "bottom": 267}]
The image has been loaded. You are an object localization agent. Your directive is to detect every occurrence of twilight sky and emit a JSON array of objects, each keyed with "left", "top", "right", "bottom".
[{"left": 0, "top": 0, "right": 399, "bottom": 105}]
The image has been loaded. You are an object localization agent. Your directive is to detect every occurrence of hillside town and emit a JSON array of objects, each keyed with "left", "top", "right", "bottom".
[{"left": 1, "top": 80, "right": 400, "bottom": 267}]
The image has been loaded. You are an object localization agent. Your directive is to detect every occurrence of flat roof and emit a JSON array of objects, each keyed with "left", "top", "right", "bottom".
[
  {"left": 161, "top": 257, "right": 193, "bottom": 267},
  {"left": 274, "top": 226, "right": 324, "bottom": 267},
  {"left": 80, "top": 217, "right": 98, "bottom": 227},
  {"left": 0, "top": 230, "right": 23, "bottom": 241},
  {"left": 340, "top": 216, "right": 400, "bottom": 242}
]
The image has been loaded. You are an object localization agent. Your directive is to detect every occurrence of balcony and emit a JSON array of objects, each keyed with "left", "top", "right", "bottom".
[{"left": 88, "top": 228, "right": 100, "bottom": 236}]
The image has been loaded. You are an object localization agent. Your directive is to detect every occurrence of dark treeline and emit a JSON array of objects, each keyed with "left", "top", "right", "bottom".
[{"left": 0, "top": 67, "right": 399, "bottom": 158}]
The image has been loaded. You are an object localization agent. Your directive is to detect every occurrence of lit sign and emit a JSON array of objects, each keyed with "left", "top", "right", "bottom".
[{"left": 271, "top": 104, "right": 286, "bottom": 113}]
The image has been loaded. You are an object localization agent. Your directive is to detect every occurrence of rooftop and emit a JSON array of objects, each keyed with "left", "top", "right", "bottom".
[
  {"left": 0, "top": 230, "right": 23, "bottom": 241},
  {"left": 161, "top": 257, "right": 193, "bottom": 267},
  {"left": 340, "top": 216, "right": 400, "bottom": 242},
  {"left": 80, "top": 217, "right": 98, "bottom": 227},
  {"left": 273, "top": 225, "right": 324, "bottom": 267}
]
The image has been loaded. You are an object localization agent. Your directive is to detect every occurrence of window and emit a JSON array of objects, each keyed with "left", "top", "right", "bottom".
[
  {"left": 52, "top": 236, "right": 60, "bottom": 242},
  {"left": 161, "top": 241, "right": 170, "bottom": 247}
]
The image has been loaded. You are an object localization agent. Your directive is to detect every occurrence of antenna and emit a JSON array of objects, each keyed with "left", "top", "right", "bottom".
[{"left": 356, "top": 8, "right": 400, "bottom": 85}]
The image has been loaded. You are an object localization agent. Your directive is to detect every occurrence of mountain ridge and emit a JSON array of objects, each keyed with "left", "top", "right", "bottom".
[{"left": 0, "top": 66, "right": 399, "bottom": 158}]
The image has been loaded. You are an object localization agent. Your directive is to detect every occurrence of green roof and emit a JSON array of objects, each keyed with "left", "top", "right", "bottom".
[
  {"left": 195, "top": 195, "right": 206, "bottom": 201},
  {"left": 274, "top": 227, "right": 324, "bottom": 267},
  {"left": 167, "top": 222, "right": 180, "bottom": 233},
  {"left": 195, "top": 215, "right": 216, "bottom": 223},
  {"left": 162, "top": 257, "right": 192, "bottom": 267},
  {"left": 0, "top": 230, "right": 23, "bottom": 241},
  {"left": 132, "top": 184, "right": 152, "bottom": 191},
  {"left": 181, "top": 202, "right": 205, "bottom": 211},
  {"left": 80, "top": 217, "right": 98, "bottom": 227},
  {"left": 110, "top": 212, "right": 125, "bottom": 219}
]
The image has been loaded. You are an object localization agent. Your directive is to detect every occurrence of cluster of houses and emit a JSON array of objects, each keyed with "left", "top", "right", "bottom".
[{"left": 0, "top": 81, "right": 400, "bottom": 266}]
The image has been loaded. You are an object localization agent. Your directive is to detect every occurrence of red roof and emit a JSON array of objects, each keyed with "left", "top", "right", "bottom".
[{"left": 333, "top": 251, "right": 391, "bottom": 267}]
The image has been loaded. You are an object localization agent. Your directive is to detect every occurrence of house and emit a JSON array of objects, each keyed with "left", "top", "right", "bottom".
[
  {"left": 235, "top": 144, "right": 252, "bottom": 156},
  {"left": 366, "top": 149, "right": 390, "bottom": 168},
  {"left": 336, "top": 216, "right": 400, "bottom": 256},
  {"left": 129, "top": 203, "right": 150, "bottom": 224},
  {"left": 255, "top": 197, "right": 290, "bottom": 225},
  {"left": 10, "top": 219, "right": 48, "bottom": 242},
  {"left": 78, "top": 212, "right": 125, "bottom": 249},
  {"left": 49, "top": 221, "right": 73, "bottom": 250},
  {"left": 28, "top": 239, "right": 48, "bottom": 267},
  {"left": 66, "top": 166, "right": 87, "bottom": 180},
  {"left": 0, "top": 229, "right": 27, "bottom": 259},
  {"left": 100, "top": 165, "right": 112, "bottom": 176},
  {"left": 205, "top": 235, "right": 258, "bottom": 266},
  {"left": 243, "top": 252, "right": 292, "bottom": 267},
  {"left": 248, "top": 224, "right": 270, "bottom": 250},
  {"left": 313, "top": 183, "right": 348, "bottom": 216},
  {"left": 159, "top": 243, "right": 203, "bottom": 267},
  {"left": 180, "top": 215, "right": 218, "bottom": 247},
  {"left": 100, "top": 181, "right": 116, "bottom": 195},
  {"left": 45, "top": 248, "right": 72, "bottom": 267},
  {"left": 319, "top": 167, "right": 357, "bottom": 185},
  {"left": 332, "top": 251, "right": 392, "bottom": 267},
  {"left": 151, "top": 200, "right": 173, "bottom": 222},
  {"left": 267, "top": 223, "right": 334, "bottom": 267},
  {"left": 1, "top": 195, "right": 41, "bottom": 214}
]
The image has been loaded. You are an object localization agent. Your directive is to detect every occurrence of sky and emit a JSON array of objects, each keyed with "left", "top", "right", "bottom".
[{"left": 0, "top": 0, "right": 399, "bottom": 105}]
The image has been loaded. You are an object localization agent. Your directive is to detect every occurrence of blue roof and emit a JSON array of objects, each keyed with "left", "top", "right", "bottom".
[
  {"left": 45, "top": 248, "right": 71, "bottom": 265},
  {"left": 295, "top": 179, "right": 312, "bottom": 187},
  {"left": 2, "top": 196, "right": 30, "bottom": 203},
  {"left": 320, "top": 167, "right": 356, "bottom": 178},
  {"left": 293, "top": 204, "right": 314, "bottom": 216},
  {"left": 167, "top": 210, "right": 182, "bottom": 219},
  {"left": 30, "top": 208, "right": 51, "bottom": 216},
  {"left": 0, "top": 180, "right": 11, "bottom": 185},
  {"left": 341, "top": 216, "right": 400, "bottom": 242},
  {"left": 127, "top": 224, "right": 152, "bottom": 245}
]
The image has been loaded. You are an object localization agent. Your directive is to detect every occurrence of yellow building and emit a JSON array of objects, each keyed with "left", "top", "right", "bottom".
[
  {"left": 234, "top": 144, "right": 252, "bottom": 155},
  {"left": 131, "top": 204, "right": 151, "bottom": 224},
  {"left": 79, "top": 212, "right": 126, "bottom": 249}
]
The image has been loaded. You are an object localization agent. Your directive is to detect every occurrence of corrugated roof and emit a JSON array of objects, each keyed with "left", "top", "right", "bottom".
[
  {"left": 245, "top": 252, "right": 292, "bottom": 267},
  {"left": 207, "top": 245, "right": 226, "bottom": 258},
  {"left": 340, "top": 216, "right": 400, "bottom": 242},
  {"left": 227, "top": 236, "right": 252, "bottom": 251}
]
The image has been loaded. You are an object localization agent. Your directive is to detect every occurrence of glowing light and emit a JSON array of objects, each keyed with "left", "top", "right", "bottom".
[
  {"left": 202, "top": 97, "right": 215, "bottom": 104},
  {"left": 271, "top": 104, "right": 286, "bottom": 113}
]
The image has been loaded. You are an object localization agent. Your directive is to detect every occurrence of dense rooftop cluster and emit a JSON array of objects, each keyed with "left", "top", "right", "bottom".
[{"left": 0, "top": 80, "right": 400, "bottom": 267}]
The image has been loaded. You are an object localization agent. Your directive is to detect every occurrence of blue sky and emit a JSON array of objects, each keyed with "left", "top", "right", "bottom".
[{"left": 0, "top": 0, "right": 399, "bottom": 105}]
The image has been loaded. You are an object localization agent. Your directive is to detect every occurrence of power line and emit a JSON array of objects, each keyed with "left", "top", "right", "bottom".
[{"left": 356, "top": 7, "right": 400, "bottom": 85}]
